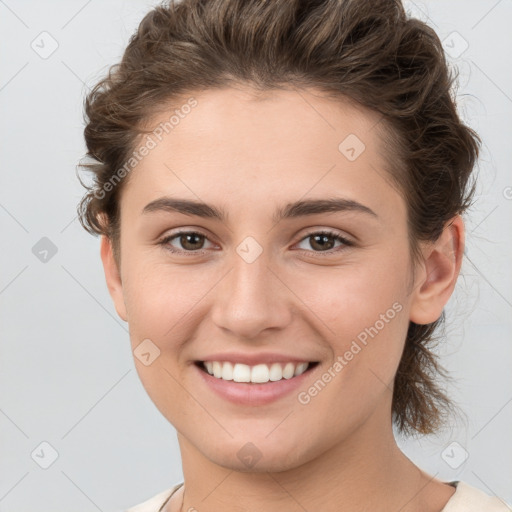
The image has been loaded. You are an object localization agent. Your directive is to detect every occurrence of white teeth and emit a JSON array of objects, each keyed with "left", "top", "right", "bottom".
[
  {"left": 282, "top": 362, "right": 295, "bottom": 379},
  {"left": 212, "top": 361, "right": 222, "bottom": 378},
  {"left": 221, "top": 361, "right": 234, "bottom": 381},
  {"left": 269, "top": 363, "right": 283, "bottom": 381},
  {"left": 232, "top": 363, "right": 251, "bottom": 382},
  {"left": 251, "top": 364, "right": 269, "bottom": 383},
  {"left": 201, "top": 361, "right": 312, "bottom": 383},
  {"left": 294, "top": 362, "right": 308, "bottom": 376}
]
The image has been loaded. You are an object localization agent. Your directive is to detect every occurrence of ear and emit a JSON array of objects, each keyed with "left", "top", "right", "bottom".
[
  {"left": 409, "top": 215, "right": 465, "bottom": 325},
  {"left": 100, "top": 235, "right": 128, "bottom": 322}
]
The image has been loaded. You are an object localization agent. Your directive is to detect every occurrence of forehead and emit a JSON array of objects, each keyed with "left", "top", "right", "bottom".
[
  {"left": 156, "top": 85, "right": 383, "bottom": 146},
  {"left": 139, "top": 85, "right": 385, "bottom": 160},
  {"left": 123, "top": 86, "right": 404, "bottom": 225}
]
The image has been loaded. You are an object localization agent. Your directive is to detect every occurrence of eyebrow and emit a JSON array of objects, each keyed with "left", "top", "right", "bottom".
[{"left": 142, "top": 197, "right": 378, "bottom": 223}]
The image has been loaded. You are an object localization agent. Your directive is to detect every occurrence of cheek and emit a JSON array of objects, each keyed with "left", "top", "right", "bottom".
[
  {"left": 120, "top": 258, "right": 202, "bottom": 420},
  {"left": 291, "top": 274, "right": 408, "bottom": 441},
  {"left": 122, "top": 257, "right": 210, "bottom": 343},
  {"left": 291, "top": 252, "right": 410, "bottom": 343},
  {"left": 289, "top": 252, "right": 410, "bottom": 394}
]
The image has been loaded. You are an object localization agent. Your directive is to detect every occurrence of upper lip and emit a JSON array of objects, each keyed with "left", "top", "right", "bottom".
[{"left": 196, "top": 352, "right": 318, "bottom": 366}]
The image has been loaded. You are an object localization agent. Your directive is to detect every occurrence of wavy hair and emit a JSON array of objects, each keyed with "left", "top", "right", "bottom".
[{"left": 77, "top": 0, "right": 481, "bottom": 436}]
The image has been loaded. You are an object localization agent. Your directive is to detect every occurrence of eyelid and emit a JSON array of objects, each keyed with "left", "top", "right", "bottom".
[{"left": 299, "top": 227, "right": 354, "bottom": 244}]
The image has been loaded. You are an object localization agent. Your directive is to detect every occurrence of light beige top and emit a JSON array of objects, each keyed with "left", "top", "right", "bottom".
[{"left": 125, "top": 480, "right": 511, "bottom": 512}]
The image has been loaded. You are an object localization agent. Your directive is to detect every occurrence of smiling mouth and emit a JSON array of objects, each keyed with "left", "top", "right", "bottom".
[{"left": 194, "top": 360, "right": 320, "bottom": 384}]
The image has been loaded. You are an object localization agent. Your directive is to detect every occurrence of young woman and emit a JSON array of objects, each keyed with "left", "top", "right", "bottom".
[{"left": 77, "top": 1, "right": 510, "bottom": 511}]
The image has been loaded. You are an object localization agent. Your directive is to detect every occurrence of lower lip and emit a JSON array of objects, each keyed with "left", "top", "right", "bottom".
[{"left": 194, "top": 363, "right": 318, "bottom": 406}]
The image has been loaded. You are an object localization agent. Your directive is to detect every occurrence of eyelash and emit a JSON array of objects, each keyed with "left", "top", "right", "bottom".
[{"left": 158, "top": 229, "right": 354, "bottom": 256}]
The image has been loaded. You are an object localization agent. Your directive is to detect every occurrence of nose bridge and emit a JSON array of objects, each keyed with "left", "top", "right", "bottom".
[{"left": 210, "top": 244, "right": 291, "bottom": 338}]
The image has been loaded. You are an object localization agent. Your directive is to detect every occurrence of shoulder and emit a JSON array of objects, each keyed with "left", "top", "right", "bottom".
[
  {"left": 125, "top": 483, "right": 183, "bottom": 512},
  {"left": 442, "top": 481, "right": 511, "bottom": 512}
]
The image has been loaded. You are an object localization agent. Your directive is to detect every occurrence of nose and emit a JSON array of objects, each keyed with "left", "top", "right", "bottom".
[{"left": 210, "top": 250, "right": 293, "bottom": 340}]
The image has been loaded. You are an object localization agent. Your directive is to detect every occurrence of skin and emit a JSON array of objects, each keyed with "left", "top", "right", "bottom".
[{"left": 100, "top": 86, "right": 463, "bottom": 512}]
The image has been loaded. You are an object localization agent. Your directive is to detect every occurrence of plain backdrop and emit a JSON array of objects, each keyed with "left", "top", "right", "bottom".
[{"left": 0, "top": 1, "right": 511, "bottom": 511}]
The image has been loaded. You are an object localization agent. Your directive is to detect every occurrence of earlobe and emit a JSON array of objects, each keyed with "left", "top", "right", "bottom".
[
  {"left": 100, "top": 235, "right": 128, "bottom": 322},
  {"left": 409, "top": 215, "right": 465, "bottom": 325}
]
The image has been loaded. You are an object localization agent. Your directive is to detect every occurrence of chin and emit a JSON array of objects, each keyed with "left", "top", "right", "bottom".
[{"left": 200, "top": 436, "right": 316, "bottom": 474}]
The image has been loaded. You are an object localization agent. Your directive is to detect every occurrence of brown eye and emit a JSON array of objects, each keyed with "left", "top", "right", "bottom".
[
  {"left": 178, "top": 232, "right": 205, "bottom": 250},
  {"left": 309, "top": 233, "right": 336, "bottom": 251},
  {"left": 295, "top": 230, "right": 353, "bottom": 254},
  {"left": 160, "top": 231, "right": 214, "bottom": 253}
]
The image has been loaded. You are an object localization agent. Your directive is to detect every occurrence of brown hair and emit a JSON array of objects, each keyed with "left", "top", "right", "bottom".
[{"left": 77, "top": 0, "right": 480, "bottom": 436}]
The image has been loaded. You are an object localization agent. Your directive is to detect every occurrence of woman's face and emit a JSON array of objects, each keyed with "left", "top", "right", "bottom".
[{"left": 104, "top": 86, "right": 428, "bottom": 471}]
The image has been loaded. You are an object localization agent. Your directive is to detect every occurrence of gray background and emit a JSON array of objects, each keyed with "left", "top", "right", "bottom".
[{"left": 0, "top": 1, "right": 511, "bottom": 511}]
